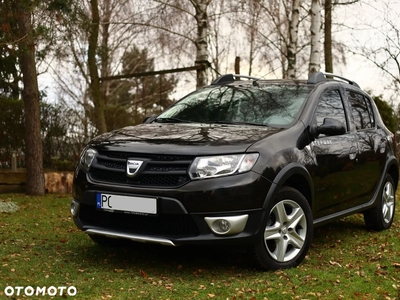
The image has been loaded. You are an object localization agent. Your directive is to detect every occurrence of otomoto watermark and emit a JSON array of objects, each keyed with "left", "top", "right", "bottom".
[{"left": 4, "top": 286, "right": 77, "bottom": 297}]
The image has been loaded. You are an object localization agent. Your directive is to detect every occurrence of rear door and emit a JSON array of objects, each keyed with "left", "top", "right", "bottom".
[{"left": 345, "top": 90, "right": 387, "bottom": 205}]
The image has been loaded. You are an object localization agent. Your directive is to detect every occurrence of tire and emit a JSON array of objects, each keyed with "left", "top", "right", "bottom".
[
  {"left": 252, "top": 186, "right": 313, "bottom": 271},
  {"left": 364, "top": 174, "right": 396, "bottom": 231},
  {"left": 88, "top": 234, "right": 132, "bottom": 247}
]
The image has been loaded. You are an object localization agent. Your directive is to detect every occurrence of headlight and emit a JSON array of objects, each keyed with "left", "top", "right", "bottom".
[
  {"left": 189, "top": 153, "right": 259, "bottom": 180},
  {"left": 80, "top": 148, "right": 97, "bottom": 171}
]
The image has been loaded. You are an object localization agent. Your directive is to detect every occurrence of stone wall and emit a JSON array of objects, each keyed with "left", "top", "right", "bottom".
[{"left": 0, "top": 171, "right": 73, "bottom": 194}]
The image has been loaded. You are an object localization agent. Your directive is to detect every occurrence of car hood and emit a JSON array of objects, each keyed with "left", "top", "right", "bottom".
[{"left": 90, "top": 123, "right": 284, "bottom": 155}]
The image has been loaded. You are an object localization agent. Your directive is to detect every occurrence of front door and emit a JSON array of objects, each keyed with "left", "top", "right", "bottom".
[{"left": 306, "top": 89, "right": 359, "bottom": 219}]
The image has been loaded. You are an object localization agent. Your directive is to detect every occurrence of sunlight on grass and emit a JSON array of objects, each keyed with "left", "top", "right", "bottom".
[{"left": 0, "top": 193, "right": 399, "bottom": 299}]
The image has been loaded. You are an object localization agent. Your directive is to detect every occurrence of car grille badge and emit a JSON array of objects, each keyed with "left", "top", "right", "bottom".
[{"left": 126, "top": 160, "right": 143, "bottom": 177}]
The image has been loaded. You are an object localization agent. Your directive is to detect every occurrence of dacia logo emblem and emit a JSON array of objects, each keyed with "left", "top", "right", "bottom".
[{"left": 126, "top": 160, "right": 143, "bottom": 177}]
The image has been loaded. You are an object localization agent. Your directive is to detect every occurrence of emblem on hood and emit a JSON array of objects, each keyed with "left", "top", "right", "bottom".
[{"left": 126, "top": 160, "right": 143, "bottom": 177}]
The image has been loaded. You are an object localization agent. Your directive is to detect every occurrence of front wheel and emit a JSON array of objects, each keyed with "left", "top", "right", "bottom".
[
  {"left": 364, "top": 174, "right": 396, "bottom": 231},
  {"left": 252, "top": 187, "right": 313, "bottom": 270}
]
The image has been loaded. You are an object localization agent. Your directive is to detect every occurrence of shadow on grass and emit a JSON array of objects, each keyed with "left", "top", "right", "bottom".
[
  {"left": 64, "top": 214, "right": 373, "bottom": 273},
  {"left": 66, "top": 236, "right": 255, "bottom": 275},
  {"left": 311, "top": 214, "right": 368, "bottom": 246}
]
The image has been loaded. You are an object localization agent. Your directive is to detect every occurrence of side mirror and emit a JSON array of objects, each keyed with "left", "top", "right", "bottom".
[
  {"left": 142, "top": 115, "right": 157, "bottom": 124},
  {"left": 317, "top": 118, "right": 346, "bottom": 136}
]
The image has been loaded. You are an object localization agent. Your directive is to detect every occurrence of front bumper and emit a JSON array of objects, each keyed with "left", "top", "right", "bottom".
[{"left": 72, "top": 168, "right": 272, "bottom": 246}]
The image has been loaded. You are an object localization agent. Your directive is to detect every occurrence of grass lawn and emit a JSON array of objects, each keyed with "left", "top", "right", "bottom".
[{"left": 0, "top": 192, "right": 399, "bottom": 299}]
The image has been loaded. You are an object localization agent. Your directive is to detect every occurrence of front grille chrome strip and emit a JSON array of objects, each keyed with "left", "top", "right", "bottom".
[{"left": 85, "top": 228, "right": 176, "bottom": 246}]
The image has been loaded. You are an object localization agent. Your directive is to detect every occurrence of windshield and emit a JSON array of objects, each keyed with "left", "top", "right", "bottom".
[{"left": 156, "top": 84, "right": 313, "bottom": 126}]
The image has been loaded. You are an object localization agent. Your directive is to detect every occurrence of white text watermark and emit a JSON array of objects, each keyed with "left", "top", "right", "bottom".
[{"left": 4, "top": 286, "right": 77, "bottom": 297}]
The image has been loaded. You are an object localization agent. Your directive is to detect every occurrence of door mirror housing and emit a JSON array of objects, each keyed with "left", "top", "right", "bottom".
[
  {"left": 317, "top": 118, "right": 346, "bottom": 136},
  {"left": 142, "top": 115, "right": 157, "bottom": 124}
]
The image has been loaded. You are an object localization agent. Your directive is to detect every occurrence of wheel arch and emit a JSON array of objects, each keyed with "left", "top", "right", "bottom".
[
  {"left": 263, "top": 163, "right": 314, "bottom": 211},
  {"left": 361, "top": 155, "right": 398, "bottom": 213},
  {"left": 386, "top": 158, "right": 399, "bottom": 190}
]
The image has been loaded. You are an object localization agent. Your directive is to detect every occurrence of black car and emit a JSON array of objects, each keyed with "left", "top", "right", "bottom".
[{"left": 71, "top": 72, "right": 398, "bottom": 270}]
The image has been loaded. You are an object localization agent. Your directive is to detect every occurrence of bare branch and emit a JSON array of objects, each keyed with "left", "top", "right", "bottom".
[
  {"left": 333, "top": 0, "right": 361, "bottom": 6},
  {"left": 101, "top": 65, "right": 202, "bottom": 81}
]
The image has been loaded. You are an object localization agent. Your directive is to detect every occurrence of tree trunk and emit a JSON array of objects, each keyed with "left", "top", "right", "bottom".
[
  {"left": 309, "top": 0, "right": 322, "bottom": 76},
  {"left": 17, "top": 8, "right": 45, "bottom": 195},
  {"left": 324, "top": 0, "right": 333, "bottom": 73},
  {"left": 100, "top": 0, "right": 111, "bottom": 106},
  {"left": 286, "top": 0, "right": 301, "bottom": 79},
  {"left": 191, "top": 0, "right": 211, "bottom": 88},
  {"left": 88, "top": 0, "right": 107, "bottom": 134}
]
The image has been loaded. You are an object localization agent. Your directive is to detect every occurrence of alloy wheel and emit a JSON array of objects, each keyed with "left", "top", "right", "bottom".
[
  {"left": 264, "top": 199, "right": 307, "bottom": 262},
  {"left": 382, "top": 181, "right": 395, "bottom": 224}
]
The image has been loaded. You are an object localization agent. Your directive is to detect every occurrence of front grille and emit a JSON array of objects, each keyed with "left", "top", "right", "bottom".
[
  {"left": 79, "top": 204, "right": 200, "bottom": 238},
  {"left": 89, "top": 151, "right": 193, "bottom": 188}
]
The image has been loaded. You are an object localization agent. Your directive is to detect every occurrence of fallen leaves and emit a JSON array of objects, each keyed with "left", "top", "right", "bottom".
[
  {"left": 207, "top": 293, "right": 215, "bottom": 298},
  {"left": 1, "top": 195, "right": 400, "bottom": 299},
  {"left": 139, "top": 269, "right": 147, "bottom": 278},
  {"left": 329, "top": 260, "right": 342, "bottom": 268}
]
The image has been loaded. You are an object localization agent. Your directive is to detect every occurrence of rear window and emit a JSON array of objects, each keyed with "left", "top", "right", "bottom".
[{"left": 157, "top": 84, "right": 313, "bottom": 126}]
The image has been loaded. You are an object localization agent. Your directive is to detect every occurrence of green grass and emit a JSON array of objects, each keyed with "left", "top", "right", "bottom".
[{"left": 0, "top": 193, "right": 399, "bottom": 299}]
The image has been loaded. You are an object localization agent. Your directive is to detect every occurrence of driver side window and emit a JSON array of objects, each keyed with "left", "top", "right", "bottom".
[{"left": 315, "top": 90, "right": 347, "bottom": 131}]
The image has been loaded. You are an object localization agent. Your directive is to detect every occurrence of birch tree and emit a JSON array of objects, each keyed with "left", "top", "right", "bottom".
[
  {"left": 309, "top": 0, "right": 321, "bottom": 75},
  {"left": 191, "top": 0, "right": 211, "bottom": 87},
  {"left": 286, "top": 0, "right": 301, "bottom": 79},
  {"left": 233, "top": 0, "right": 309, "bottom": 79},
  {"left": 139, "top": 0, "right": 213, "bottom": 88},
  {"left": 324, "top": 0, "right": 333, "bottom": 73}
]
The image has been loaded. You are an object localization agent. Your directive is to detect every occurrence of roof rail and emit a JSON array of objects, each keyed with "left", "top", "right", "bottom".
[
  {"left": 211, "top": 74, "right": 260, "bottom": 85},
  {"left": 307, "top": 71, "right": 360, "bottom": 88}
]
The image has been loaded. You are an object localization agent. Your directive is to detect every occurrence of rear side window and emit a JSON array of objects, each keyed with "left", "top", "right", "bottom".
[
  {"left": 315, "top": 90, "right": 347, "bottom": 128},
  {"left": 346, "top": 91, "right": 375, "bottom": 130}
]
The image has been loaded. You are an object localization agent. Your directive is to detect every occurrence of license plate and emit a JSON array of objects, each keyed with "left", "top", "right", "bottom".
[{"left": 96, "top": 193, "right": 157, "bottom": 215}]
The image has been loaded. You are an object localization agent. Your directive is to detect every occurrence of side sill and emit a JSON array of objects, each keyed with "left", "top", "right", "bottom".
[{"left": 313, "top": 203, "right": 370, "bottom": 227}]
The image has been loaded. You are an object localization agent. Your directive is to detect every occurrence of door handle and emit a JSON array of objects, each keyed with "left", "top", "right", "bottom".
[{"left": 349, "top": 146, "right": 357, "bottom": 160}]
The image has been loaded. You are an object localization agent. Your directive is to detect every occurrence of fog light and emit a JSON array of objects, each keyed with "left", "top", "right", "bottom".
[
  {"left": 218, "top": 219, "right": 231, "bottom": 232},
  {"left": 205, "top": 215, "right": 248, "bottom": 236},
  {"left": 70, "top": 200, "right": 79, "bottom": 217}
]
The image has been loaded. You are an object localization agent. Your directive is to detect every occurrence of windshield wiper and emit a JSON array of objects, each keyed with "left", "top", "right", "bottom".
[
  {"left": 214, "top": 121, "right": 269, "bottom": 127},
  {"left": 154, "top": 117, "right": 193, "bottom": 123}
]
